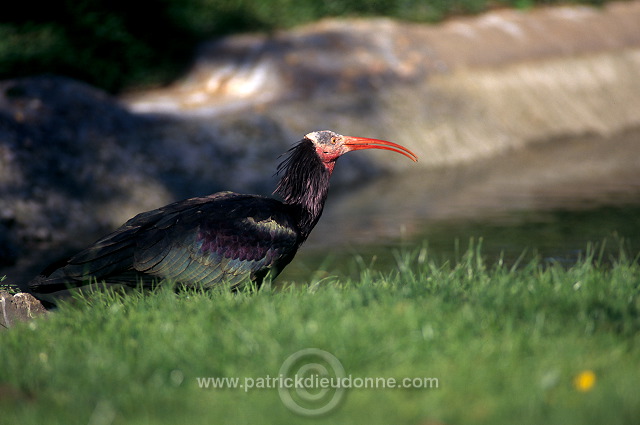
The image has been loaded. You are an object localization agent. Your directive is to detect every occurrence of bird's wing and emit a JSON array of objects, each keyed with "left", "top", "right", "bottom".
[
  {"left": 29, "top": 192, "right": 300, "bottom": 295},
  {"left": 133, "top": 195, "right": 300, "bottom": 288}
]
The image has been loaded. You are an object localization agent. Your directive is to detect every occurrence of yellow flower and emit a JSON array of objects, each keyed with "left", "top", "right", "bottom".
[{"left": 574, "top": 370, "right": 596, "bottom": 392}]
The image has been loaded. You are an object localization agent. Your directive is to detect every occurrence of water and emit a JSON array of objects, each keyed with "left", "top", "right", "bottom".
[
  {"left": 279, "top": 129, "right": 640, "bottom": 281},
  {"left": 280, "top": 204, "right": 640, "bottom": 283}
]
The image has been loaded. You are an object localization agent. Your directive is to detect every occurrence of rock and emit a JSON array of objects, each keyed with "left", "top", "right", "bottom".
[
  {"left": 125, "top": 1, "right": 640, "bottom": 170},
  {"left": 0, "top": 76, "right": 173, "bottom": 283},
  {"left": 0, "top": 290, "right": 48, "bottom": 329},
  {"left": 0, "top": 76, "right": 301, "bottom": 284}
]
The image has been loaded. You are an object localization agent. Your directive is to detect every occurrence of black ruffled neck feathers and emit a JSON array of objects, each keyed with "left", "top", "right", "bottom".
[{"left": 274, "top": 140, "right": 332, "bottom": 239}]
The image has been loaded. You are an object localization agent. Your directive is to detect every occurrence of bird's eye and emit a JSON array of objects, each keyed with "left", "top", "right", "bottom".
[{"left": 330, "top": 137, "right": 337, "bottom": 144}]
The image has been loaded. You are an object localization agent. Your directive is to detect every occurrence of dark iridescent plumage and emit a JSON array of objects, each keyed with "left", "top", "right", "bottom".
[{"left": 28, "top": 130, "right": 417, "bottom": 305}]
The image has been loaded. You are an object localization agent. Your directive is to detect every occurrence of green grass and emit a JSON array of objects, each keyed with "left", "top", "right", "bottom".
[
  {"left": 2, "top": 0, "right": 610, "bottom": 92},
  {"left": 1, "top": 243, "right": 639, "bottom": 424},
  {"left": 0, "top": 276, "right": 21, "bottom": 295}
]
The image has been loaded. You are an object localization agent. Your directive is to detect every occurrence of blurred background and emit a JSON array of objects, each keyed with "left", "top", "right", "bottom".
[{"left": 1, "top": 0, "right": 639, "bottom": 284}]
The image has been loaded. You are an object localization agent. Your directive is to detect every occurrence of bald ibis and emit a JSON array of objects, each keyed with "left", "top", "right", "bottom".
[{"left": 28, "top": 130, "right": 417, "bottom": 305}]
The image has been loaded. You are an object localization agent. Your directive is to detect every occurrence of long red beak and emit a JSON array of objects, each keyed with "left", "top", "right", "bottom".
[{"left": 342, "top": 136, "right": 418, "bottom": 162}]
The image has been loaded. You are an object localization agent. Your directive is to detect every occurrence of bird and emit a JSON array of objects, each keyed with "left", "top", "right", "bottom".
[{"left": 28, "top": 130, "right": 417, "bottom": 306}]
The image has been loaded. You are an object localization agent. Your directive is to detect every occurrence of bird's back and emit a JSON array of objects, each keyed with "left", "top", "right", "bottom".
[{"left": 29, "top": 192, "right": 302, "bottom": 304}]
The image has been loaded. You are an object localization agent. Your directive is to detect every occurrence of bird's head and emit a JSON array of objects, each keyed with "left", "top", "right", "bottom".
[
  {"left": 275, "top": 130, "right": 417, "bottom": 234},
  {"left": 304, "top": 130, "right": 417, "bottom": 172}
]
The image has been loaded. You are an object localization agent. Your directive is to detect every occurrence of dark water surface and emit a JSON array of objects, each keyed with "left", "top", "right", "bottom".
[{"left": 280, "top": 128, "right": 640, "bottom": 282}]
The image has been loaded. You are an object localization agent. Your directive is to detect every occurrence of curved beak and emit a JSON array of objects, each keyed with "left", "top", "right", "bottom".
[{"left": 342, "top": 136, "right": 418, "bottom": 162}]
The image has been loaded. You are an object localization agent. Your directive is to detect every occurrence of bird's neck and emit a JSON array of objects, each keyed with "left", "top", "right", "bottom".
[{"left": 274, "top": 141, "right": 333, "bottom": 240}]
